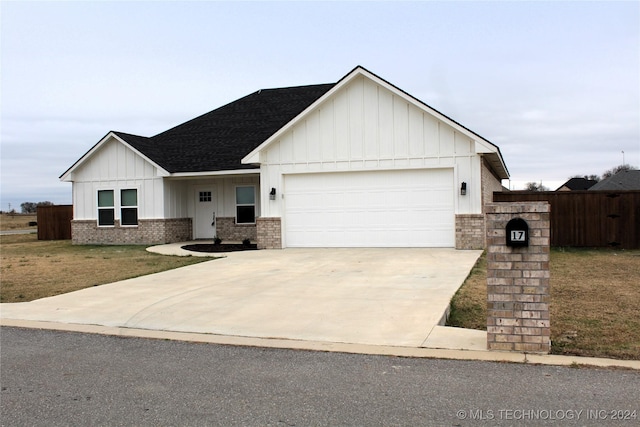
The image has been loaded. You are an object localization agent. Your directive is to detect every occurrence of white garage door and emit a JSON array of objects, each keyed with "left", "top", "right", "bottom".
[{"left": 284, "top": 169, "right": 454, "bottom": 247}]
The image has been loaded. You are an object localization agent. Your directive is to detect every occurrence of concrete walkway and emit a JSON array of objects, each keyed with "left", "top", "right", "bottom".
[{"left": 0, "top": 229, "right": 36, "bottom": 235}]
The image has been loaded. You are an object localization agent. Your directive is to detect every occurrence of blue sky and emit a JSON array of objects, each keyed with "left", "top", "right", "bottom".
[{"left": 1, "top": 1, "right": 638, "bottom": 211}]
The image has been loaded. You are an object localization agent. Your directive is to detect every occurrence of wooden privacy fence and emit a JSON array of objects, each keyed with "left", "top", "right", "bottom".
[
  {"left": 37, "top": 205, "right": 73, "bottom": 240},
  {"left": 493, "top": 191, "right": 640, "bottom": 249}
]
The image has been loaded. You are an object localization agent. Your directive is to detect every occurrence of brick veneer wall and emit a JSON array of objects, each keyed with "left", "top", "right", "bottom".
[
  {"left": 72, "top": 218, "right": 192, "bottom": 245},
  {"left": 481, "top": 157, "right": 504, "bottom": 211},
  {"left": 256, "top": 217, "right": 282, "bottom": 249},
  {"left": 455, "top": 214, "right": 485, "bottom": 249},
  {"left": 485, "top": 202, "right": 551, "bottom": 353},
  {"left": 216, "top": 217, "right": 257, "bottom": 242}
]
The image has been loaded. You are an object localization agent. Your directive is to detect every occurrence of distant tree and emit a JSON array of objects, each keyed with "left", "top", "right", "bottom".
[
  {"left": 524, "top": 182, "right": 550, "bottom": 191},
  {"left": 20, "top": 202, "right": 37, "bottom": 213},
  {"left": 602, "top": 164, "right": 637, "bottom": 179},
  {"left": 20, "top": 201, "right": 54, "bottom": 214}
]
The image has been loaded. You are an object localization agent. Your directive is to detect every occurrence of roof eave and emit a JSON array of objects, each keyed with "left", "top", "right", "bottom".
[
  {"left": 475, "top": 141, "right": 510, "bottom": 179},
  {"left": 483, "top": 152, "right": 510, "bottom": 180},
  {"left": 167, "top": 168, "right": 260, "bottom": 178}
]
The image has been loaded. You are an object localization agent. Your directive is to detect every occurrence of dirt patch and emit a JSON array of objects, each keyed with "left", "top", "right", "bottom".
[{"left": 181, "top": 243, "right": 258, "bottom": 253}]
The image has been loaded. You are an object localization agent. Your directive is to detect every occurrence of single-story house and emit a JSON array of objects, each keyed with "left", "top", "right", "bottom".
[
  {"left": 556, "top": 177, "right": 598, "bottom": 191},
  {"left": 60, "top": 66, "right": 509, "bottom": 249}
]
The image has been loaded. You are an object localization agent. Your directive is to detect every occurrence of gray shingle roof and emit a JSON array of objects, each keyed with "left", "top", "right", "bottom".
[
  {"left": 115, "top": 83, "right": 335, "bottom": 173},
  {"left": 556, "top": 177, "right": 599, "bottom": 191},
  {"left": 589, "top": 170, "right": 640, "bottom": 191}
]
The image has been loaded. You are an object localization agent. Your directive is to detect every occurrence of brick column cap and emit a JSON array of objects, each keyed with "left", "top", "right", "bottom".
[{"left": 485, "top": 202, "right": 550, "bottom": 214}]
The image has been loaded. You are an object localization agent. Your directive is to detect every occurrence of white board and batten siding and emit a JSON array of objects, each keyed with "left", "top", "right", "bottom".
[
  {"left": 70, "top": 137, "right": 164, "bottom": 220},
  {"left": 255, "top": 75, "right": 484, "bottom": 247}
]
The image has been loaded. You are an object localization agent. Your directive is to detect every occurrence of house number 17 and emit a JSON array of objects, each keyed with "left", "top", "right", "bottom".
[{"left": 510, "top": 230, "right": 526, "bottom": 241}]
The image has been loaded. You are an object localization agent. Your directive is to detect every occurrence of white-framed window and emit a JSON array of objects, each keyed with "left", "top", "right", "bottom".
[
  {"left": 120, "top": 189, "right": 138, "bottom": 226},
  {"left": 199, "top": 191, "right": 212, "bottom": 202},
  {"left": 235, "top": 186, "right": 255, "bottom": 224},
  {"left": 97, "top": 188, "right": 139, "bottom": 227},
  {"left": 97, "top": 190, "right": 115, "bottom": 226}
]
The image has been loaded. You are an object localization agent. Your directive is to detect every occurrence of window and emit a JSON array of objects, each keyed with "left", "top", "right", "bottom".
[
  {"left": 199, "top": 191, "right": 212, "bottom": 202},
  {"left": 120, "top": 189, "right": 138, "bottom": 226},
  {"left": 97, "top": 190, "right": 115, "bottom": 226},
  {"left": 236, "top": 186, "right": 255, "bottom": 224},
  {"left": 97, "top": 189, "right": 138, "bottom": 226}
]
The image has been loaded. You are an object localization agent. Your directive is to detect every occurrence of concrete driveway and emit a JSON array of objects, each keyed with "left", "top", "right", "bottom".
[{"left": 0, "top": 248, "right": 483, "bottom": 349}]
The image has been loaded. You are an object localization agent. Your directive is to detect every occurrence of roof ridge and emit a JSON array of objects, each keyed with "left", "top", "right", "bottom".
[
  {"left": 255, "top": 82, "right": 334, "bottom": 92},
  {"left": 113, "top": 131, "right": 150, "bottom": 139}
]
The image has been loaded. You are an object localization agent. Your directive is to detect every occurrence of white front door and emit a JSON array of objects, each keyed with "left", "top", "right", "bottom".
[{"left": 194, "top": 187, "right": 217, "bottom": 239}]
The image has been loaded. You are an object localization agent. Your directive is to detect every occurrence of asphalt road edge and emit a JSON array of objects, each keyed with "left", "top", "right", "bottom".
[{"left": 1, "top": 318, "right": 638, "bottom": 370}]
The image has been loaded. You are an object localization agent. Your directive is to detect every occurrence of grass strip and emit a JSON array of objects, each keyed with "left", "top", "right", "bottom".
[
  {"left": 447, "top": 248, "right": 640, "bottom": 360},
  {"left": 1, "top": 234, "right": 211, "bottom": 303}
]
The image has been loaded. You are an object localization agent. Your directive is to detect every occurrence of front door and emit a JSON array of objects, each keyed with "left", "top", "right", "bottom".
[{"left": 194, "top": 187, "right": 216, "bottom": 239}]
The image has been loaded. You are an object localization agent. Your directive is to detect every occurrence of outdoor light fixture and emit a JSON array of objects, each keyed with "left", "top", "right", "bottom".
[
  {"left": 460, "top": 182, "right": 467, "bottom": 196},
  {"left": 269, "top": 187, "right": 276, "bottom": 200}
]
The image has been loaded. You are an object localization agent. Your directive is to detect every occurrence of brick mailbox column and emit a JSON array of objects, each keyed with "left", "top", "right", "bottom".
[{"left": 485, "top": 202, "right": 551, "bottom": 353}]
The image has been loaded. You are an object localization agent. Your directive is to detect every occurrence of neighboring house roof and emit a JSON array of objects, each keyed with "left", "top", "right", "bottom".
[
  {"left": 61, "top": 66, "right": 509, "bottom": 180},
  {"left": 556, "top": 177, "right": 599, "bottom": 191},
  {"left": 589, "top": 170, "right": 640, "bottom": 191}
]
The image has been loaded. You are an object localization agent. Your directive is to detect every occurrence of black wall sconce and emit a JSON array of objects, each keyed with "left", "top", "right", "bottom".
[
  {"left": 269, "top": 187, "right": 276, "bottom": 200},
  {"left": 460, "top": 182, "right": 467, "bottom": 196}
]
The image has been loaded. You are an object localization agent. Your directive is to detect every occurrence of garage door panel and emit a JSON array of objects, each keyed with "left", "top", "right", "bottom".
[{"left": 284, "top": 169, "right": 454, "bottom": 247}]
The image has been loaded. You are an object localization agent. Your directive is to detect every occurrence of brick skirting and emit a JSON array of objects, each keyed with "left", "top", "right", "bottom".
[
  {"left": 256, "top": 217, "right": 282, "bottom": 249},
  {"left": 71, "top": 218, "right": 192, "bottom": 245},
  {"left": 216, "top": 217, "right": 257, "bottom": 243},
  {"left": 455, "top": 214, "right": 485, "bottom": 249}
]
